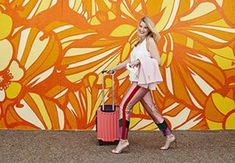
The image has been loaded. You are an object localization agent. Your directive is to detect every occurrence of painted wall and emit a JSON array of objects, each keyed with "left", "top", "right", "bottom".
[{"left": 0, "top": 0, "right": 234, "bottom": 130}]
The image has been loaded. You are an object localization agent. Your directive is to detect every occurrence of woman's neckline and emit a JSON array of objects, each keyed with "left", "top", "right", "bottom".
[{"left": 136, "top": 37, "right": 146, "bottom": 46}]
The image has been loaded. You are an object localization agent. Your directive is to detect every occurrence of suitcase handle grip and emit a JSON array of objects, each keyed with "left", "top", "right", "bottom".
[
  {"left": 101, "top": 70, "right": 115, "bottom": 111},
  {"left": 101, "top": 70, "right": 115, "bottom": 74}
]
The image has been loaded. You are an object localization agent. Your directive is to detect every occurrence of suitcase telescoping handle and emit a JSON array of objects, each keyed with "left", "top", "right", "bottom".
[{"left": 101, "top": 70, "right": 115, "bottom": 111}]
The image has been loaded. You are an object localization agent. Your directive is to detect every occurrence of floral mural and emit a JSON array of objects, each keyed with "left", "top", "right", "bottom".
[{"left": 0, "top": 0, "right": 234, "bottom": 130}]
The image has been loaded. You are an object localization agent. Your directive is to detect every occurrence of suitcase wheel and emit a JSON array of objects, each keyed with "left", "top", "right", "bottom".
[{"left": 98, "top": 140, "right": 104, "bottom": 146}]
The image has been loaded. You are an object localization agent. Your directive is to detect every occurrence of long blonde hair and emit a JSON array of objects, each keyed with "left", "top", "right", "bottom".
[{"left": 139, "top": 16, "right": 161, "bottom": 42}]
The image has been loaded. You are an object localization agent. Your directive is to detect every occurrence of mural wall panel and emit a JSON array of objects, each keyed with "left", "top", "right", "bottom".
[{"left": 0, "top": 0, "right": 234, "bottom": 130}]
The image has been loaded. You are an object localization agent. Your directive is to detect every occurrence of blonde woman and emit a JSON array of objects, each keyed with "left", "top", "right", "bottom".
[{"left": 107, "top": 16, "right": 176, "bottom": 154}]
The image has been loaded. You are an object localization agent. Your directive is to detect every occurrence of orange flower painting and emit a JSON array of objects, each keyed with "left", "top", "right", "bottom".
[{"left": 0, "top": 0, "right": 234, "bottom": 130}]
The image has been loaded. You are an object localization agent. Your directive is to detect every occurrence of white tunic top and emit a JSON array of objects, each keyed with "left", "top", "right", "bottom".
[
  {"left": 127, "top": 38, "right": 163, "bottom": 90},
  {"left": 128, "top": 39, "right": 149, "bottom": 81}
]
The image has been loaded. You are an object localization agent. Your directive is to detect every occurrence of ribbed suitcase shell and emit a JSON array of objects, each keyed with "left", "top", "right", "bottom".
[{"left": 96, "top": 107, "right": 119, "bottom": 142}]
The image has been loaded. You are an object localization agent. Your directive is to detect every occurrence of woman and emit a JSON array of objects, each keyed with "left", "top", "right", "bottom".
[{"left": 107, "top": 16, "right": 176, "bottom": 154}]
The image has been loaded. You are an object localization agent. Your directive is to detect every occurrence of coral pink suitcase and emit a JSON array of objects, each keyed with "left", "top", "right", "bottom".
[{"left": 96, "top": 71, "right": 119, "bottom": 145}]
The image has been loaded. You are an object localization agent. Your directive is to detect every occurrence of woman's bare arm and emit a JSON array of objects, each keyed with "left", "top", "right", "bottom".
[
  {"left": 113, "top": 58, "right": 130, "bottom": 71},
  {"left": 107, "top": 58, "right": 130, "bottom": 73},
  {"left": 147, "top": 37, "right": 161, "bottom": 65}
]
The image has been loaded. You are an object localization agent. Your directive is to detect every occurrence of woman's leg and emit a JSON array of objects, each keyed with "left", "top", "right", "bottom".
[
  {"left": 140, "top": 92, "right": 172, "bottom": 136},
  {"left": 140, "top": 91, "right": 176, "bottom": 150},
  {"left": 119, "top": 83, "right": 148, "bottom": 140},
  {"left": 112, "top": 83, "right": 148, "bottom": 154}
]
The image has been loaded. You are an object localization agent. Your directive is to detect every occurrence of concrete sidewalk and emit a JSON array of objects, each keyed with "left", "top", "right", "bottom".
[{"left": 0, "top": 130, "right": 234, "bottom": 163}]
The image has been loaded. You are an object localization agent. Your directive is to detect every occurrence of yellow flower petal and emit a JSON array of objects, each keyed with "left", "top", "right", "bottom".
[
  {"left": 160, "top": 52, "right": 167, "bottom": 66},
  {"left": 29, "top": 92, "right": 52, "bottom": 129},
  {"left": 9, "top": 60, "right": 24, "bottom": 81},
  {"left": 156, "top": 0, "right": 177, "bottom": 31},
  {"left": 21, "top": 0, "right": 58, "bottom": 19},
  {"left": 0, "top": 39, "right": 13, "bottom": 71},
  {"left": 166, "top": 51, "right": 173, "bottom": 67},
  {"left": 130, "top": 118, "right": 155, "bottom": 130},
  {"left": 90, "top": 16, "right": 101, "bottom": 25},
  {"left": 88, "top": 74, "right": 97, "bottom": 87},
  {"left": 120, "top": 2, "right": 136, "bottom": 20},
  {"left": 180, "top": 2, "right": 216, "bottom": 22},
  {"left": 210, "top": 47, "right": 235, "bottom": 69},
  {"left": 105, "top": 78, "right": 112, "bottom": 88},
  {"left": 186, "top": 37, "right": 194, "bottom": 48},
  {"left": 212, "top": 93, "right": 235, "bottom": 115},
  {"left": 121, "top": 42, "right": 131, "bottom": 62},
  {"left": 0, "top": 12, "right": 13, "bottom": 39},
  {"left": 24, "top": 31, "right": 49, "bottom": 70},
  {"left": 225, "top": 112, "right": 235, "bottom": 129},
  {"left": 206, "top": 119, "right": 223, "bottom": 129},
  {"left": 5, "top": 82, "right": 22, "bottom": 99},
  {"left": 108, "top": 11, "right": 116, "bottom": 20},
  {"left": 110, "top": 24, "right": 135, "bottom": 37},
  {"left": 35, "top": 0, "right": 57, "bottom": 16}
]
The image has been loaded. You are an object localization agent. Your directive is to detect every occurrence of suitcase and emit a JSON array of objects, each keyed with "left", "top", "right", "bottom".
[{"left": 96, "top": 70, "right": 119, "bottom": 145}]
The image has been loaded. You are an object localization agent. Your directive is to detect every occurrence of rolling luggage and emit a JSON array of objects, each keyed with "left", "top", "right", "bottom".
[{"left": 96, "top": 71, "right": 119, "bottom": 145}]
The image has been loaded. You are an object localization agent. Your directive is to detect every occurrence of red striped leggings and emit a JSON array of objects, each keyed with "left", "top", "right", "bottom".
[{"left": 119, "top": 82, "right": 171, "bottom": 139}]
